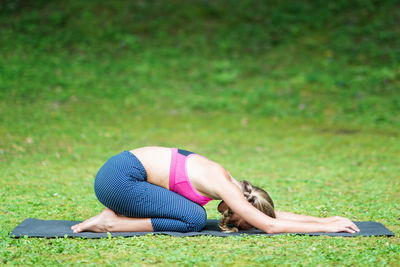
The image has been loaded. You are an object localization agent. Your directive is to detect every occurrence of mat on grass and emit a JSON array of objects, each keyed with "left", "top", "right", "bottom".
[{"left": 10, "top": 219, "right": 394, "bottom": 238}]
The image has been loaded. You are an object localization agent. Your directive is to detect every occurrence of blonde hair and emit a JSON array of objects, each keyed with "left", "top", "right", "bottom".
[{"left": 218, "top": 180, "right": 275, "bottom": 232}]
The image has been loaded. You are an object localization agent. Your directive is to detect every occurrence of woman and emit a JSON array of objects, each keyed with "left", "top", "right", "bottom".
[{"left": 71, "top": 146, "right": 359, "bottom": 234}]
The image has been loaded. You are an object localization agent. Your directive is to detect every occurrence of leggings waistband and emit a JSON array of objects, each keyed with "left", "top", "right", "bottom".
[{"left": 122, "top": 150, "right": 147, "bottom": 181}]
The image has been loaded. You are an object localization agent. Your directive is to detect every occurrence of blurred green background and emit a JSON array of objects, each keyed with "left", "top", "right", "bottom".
[
  {"left": 1, "top": 1, "right": 399, "bottom": 265},
  {"left": 1, "top": 0, "right": 399, "bottom": 126}
]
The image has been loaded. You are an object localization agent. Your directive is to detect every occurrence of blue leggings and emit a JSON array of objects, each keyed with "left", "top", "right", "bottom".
[{"left": 94, "top": 151, "right": 207, "bottom": 232}]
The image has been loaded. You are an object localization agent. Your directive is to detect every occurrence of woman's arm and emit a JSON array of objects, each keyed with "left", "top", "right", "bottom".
[
  {"left": 275, "top": 210, "right": 325, "bottom": 222},
  {"left": 214, "top": 175, "right": 359, "bottom": 234},
  {"left": 275, "top": 211, "right": 359, "bottom": 232},
  {"left": 276, "top": 211, "right": 356, "bottom": 225}
]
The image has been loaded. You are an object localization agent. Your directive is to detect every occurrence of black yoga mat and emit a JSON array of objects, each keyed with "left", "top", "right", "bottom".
[{"left": 10, "top": 218, "right": 394, "bottom": 238}]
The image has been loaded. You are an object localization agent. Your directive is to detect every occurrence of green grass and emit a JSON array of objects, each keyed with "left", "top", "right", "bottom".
[
  {"left": 1, "top": 0, "right": 399, "bottom": 265},
  {"left": 1, "top": 112, "right": 399, "bottom": 266}
]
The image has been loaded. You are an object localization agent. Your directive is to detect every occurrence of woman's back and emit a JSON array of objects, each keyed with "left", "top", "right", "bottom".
[
  {"left": 130, "top": 146, "right": 222, "bottom": 199},
  {"left": 130, "top": 146, "right": 172, "bottom": 190}
]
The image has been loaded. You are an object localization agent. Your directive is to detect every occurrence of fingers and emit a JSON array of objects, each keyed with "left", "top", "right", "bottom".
[
  {"left": 333, "top": 217, "right": 360, "bottom": 233},
  {"left": 350, "top": 222, "right": 360, "bottom": 232},
  {"left": 343, "top": 227, "right": 356, "bottom": 234},
  {"left": 342, "top": 219, "right": 359, "bottom": 233},
  {"left": 342, "top": 223, "right": 360, "bottom": 234},
  {"left": 327, "top": 220, "right": 360, "bottom": 234}
]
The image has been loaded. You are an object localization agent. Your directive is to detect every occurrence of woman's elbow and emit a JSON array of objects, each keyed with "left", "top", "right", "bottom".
[
  {"left": 264, "top": 226, "right": 279, "bottom": 234},
  {"left": 261, "top": 221, "right": 280, "bottom": 234}
]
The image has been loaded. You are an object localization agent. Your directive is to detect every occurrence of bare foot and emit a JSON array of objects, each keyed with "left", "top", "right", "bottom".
[{"left": 71, "top": 208, "right": 119, "bottom": 233}]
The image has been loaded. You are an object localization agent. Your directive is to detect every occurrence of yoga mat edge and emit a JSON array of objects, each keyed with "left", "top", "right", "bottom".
[{"left": 10, "top": 218, "right": 395, "bottom": 238}]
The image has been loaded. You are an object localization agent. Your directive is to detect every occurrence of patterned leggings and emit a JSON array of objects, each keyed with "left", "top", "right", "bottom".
[{"left": 94, "top": 151, "right": 207, "bottom": 232}]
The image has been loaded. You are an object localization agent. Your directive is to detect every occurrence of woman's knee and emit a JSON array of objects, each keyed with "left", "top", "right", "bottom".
[{"left": 185, "top": 206, "right": 207, "bottom": 232}]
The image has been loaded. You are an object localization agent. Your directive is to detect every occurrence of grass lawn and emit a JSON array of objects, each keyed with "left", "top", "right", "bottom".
[
  {"left": 1, "top": 110, "right": 399, "bottom": 265},
  {"left": 1, "top": 0, "right": 399, "bottom": 265}
]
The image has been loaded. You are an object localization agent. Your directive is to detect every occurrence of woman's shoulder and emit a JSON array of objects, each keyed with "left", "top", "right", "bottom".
[{"left": 189, "top": 154, "right": 231, "bottom": 183}]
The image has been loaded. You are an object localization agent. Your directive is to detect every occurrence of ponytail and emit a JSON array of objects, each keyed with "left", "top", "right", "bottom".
[{"left": 218, "top": 180, "right": 275, "bottom": 232}]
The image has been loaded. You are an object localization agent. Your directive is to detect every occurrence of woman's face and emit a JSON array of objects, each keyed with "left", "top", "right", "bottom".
[{"left": 227, "top": 213, "right": 253, "bottom": 230}]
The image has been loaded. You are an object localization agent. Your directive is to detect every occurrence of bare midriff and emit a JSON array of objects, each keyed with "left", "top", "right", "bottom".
[
  {"left": 129, "top": 146, "right": 216, "bottom": 199},
  {"left": 129, "top": 146, "right": 171, "bottom": 189}
]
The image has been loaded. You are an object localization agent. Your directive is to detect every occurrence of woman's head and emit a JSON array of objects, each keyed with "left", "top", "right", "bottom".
[{"left": 218, "top": 180, "right": 275, "bottom": 232}]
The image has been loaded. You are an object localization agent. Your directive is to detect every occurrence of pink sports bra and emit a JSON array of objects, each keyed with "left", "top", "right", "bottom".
[{"left": 169, "top": 148, "right": 212, "bottom": 206}]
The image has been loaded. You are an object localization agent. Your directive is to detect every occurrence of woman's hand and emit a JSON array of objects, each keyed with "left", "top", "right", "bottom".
[{"left": 320, "top": 216, "right": 360, "bottom": 233}]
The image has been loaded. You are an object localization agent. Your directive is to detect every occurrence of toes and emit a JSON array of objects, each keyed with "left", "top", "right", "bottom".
[{"left": 71, "top": 223, "right": 82, "bottom": 232}]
